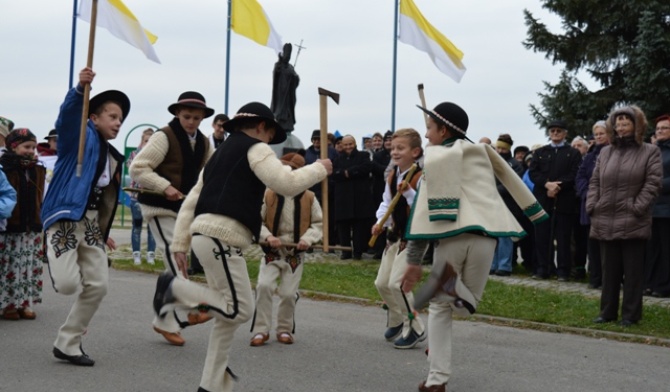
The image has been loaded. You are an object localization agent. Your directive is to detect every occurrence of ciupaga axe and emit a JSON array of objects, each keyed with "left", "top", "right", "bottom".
[{"left": 317, "top": 87, "right": 341, "bottom": 253}]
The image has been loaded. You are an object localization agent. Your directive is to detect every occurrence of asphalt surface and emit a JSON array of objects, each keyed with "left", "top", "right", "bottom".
[{"left": 1, "top": 268, "right": 669, "bottom": 392}]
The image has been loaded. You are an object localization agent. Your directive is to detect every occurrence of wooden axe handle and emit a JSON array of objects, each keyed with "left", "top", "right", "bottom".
[
  {"left": 368, "top": 163, "right": 418, "bottom": 248},
  {"left": 418, "top": 83, "right": 429, "bottom": 127}
]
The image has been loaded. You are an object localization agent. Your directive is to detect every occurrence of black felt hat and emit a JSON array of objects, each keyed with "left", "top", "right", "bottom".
[
  {"left": 44, "top": 129, "right": 58, "bottom": 140},
  {"left": 311, "top": 130, "right": 320, "bottom": 140},
  {"left": 89, "top": 90, "right": 131, "bottom": 123},
  {"left": 417, "top": 102, "right": 470, "bottom": 142},
  {"left": 546, "top": 119, "right": 568, "bottom": 131},
  {"left": 223, "top": 102, "right": 287, "bottom": 145},
  {"left": 168, "top": 91, "right": 214, "bottom": 119}
]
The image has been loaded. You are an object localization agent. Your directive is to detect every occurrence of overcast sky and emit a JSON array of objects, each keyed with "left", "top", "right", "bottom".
[{"left": 1, "top": 0, "right": 565, "bottom": 151}]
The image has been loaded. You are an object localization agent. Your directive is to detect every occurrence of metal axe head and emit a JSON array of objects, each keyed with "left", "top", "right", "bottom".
[
  {"left": 318, "top": 87, "right": 340, "bottom": 105},
  {"left": 418, "top": 83, "right": 424, "bottom": 91}
]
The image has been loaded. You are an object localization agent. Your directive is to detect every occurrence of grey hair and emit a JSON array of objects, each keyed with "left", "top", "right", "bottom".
[{"left": 592, "top": 120, "right": 607, "bottom": 131}]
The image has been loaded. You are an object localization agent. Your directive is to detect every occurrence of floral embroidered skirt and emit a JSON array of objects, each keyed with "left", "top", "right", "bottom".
[{"left": 0, "top": 232, "right": 44, "bottom": 311}]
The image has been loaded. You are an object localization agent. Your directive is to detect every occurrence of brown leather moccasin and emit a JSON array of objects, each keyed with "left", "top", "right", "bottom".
[
  {"left": 153, "top": 326, "right": 185, "bottom": 346},
  {"left": 250, "top": 333, "right": 269, "bottom": 347}
]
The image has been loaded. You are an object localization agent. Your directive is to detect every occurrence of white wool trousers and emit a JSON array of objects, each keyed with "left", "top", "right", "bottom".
[
  {"left": 251, "top": 253, "right": 304, "bottom": 336},
  {"left": 149, "top": 215, "right": 198, "bottom": 333},
  {"left": 426, "top": 233, "right": 496, "bottom": 387},
  {"left": 47, "top": 210, "right": 108, "bottom": 356},
  {"left": 375, "top": 241, "right": 425, "bottom": 338},
  {"left": 170, "top": 234, "right": 253, "bottom": 392}
]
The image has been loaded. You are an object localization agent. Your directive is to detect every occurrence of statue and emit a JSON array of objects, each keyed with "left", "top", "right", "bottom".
[{"left": 271, "top": 43, "right": 300, "bottom": 133}]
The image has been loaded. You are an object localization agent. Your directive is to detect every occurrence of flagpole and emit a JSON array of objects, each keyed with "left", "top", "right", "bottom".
[
  {"left": 391, "top": 0, "right": 399, "bottom": 132},
  {"left": 69, "top": 0, "right": 79, "bottom": 89},
  {"left": 225, "top": 0, "right": 232, "bottom": 114},
  {"left": 77, "top": 0, "right": 98, "bottom": 177}
]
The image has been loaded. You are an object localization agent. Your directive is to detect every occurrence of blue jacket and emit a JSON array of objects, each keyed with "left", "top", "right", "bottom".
[
  {"left": 41, "top": 85, "right": 124, "bottom": 238},
  {"left": 0, "top": 164, "right": 17, "bottom": 219}
]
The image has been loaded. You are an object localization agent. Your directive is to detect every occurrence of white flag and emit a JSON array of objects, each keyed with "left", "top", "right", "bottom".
[
  {"left": 399, "top": 0, "right": 465, "bottom": 82},
  {"left": 78, "top": 0, "right": 160, "bottom": 63}
]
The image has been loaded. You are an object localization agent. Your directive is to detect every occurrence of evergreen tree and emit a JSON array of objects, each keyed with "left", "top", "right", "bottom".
[{"left": 524, "top": 1, "right": 670, "bottom": 139}]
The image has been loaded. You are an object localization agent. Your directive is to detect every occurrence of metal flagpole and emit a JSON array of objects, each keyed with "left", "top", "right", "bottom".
[
  {"left": 68, "top": 0, "right": 79, "bottom": 89},
  {"left": 391, "top": 0, "right": 399, "bottom": 132},
  {"left": 225, "top": 0, "right": 232, "bottom": 114}
]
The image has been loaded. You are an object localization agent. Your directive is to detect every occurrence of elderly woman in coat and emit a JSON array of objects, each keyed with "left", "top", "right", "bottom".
[{"left": 586, "top": 105, "right": 662, "bottom": 327}]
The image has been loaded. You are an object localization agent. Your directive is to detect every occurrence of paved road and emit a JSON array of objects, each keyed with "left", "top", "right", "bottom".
[{"left": 1, "top": 268, "right": 669, "bottom": 392}]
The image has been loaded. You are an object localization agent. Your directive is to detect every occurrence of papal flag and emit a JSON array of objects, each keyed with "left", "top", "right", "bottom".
[
  {"left": 399, "top": 0, "right": 466, "bottom": 82},
  {"left": 78, "top": 0, "right": 161, "bottom": 63},
  {"left": 232, "top": 0, "right": 283, "bottom": 54}
]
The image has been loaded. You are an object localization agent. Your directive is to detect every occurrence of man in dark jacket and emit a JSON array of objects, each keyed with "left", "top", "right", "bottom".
[
  {"left": 332, "top": 135, "right": 373, "bottom": 259},
  {"left": 529, "top": 120, "right": 582, "bottom": 280}
]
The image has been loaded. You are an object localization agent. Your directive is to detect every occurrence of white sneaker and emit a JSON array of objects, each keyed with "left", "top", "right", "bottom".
[
  {"left": 133, "top": 251, "right": 141, "bottom": 265},
  {"left": 147, "top": 251, "right": 155, "bottom": 265}
]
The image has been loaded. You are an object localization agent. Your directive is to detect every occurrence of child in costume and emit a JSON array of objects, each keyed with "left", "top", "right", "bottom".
[
  {"left": 152, "top": 102, "right": 331, "bottom": 392},
  {"left": 371, "top": 128, "right": 426, "bottom": 349},
  {"left": 401, "top": 102, "right": 548, "bottom": 392},
  {"left": 0, "top": 128, "right": 44, "bottom": 320},
  {"left": 250, "top": 152, "right": 323, "bottom": 347},
  {"left": 130, "top": 91, "right": 214, "bottom": 346},
  {"left": 42, "top": 67, "right": 128, "bottom": 366}
]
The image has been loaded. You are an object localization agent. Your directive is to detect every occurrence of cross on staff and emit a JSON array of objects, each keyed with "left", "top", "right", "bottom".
[{"left": 293, "top": 39, "right": 306, "bottom": 68}]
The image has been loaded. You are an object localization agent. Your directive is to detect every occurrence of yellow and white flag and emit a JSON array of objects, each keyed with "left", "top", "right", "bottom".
[
  {"left": 399, "top": 0, "right": 465, "bottom": 82},
  {"left": 78, "top": 0, "right": 160, "bottom": 63},
  {"left": 231, "top": 0, "right": 283, "bottom": 54}
]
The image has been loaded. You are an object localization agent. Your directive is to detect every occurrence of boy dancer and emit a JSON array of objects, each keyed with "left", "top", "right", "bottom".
[
  {"left": 130, "top": 91, "right": 214, "bottom": 346},
  {"left": 371, "top": 128, "right": 426, "bottom": 349},
  {"left": 402, "top": 102, "right": 548, "bottom": 391},
  {"left": 250, "top": 152, "right": 323, "bottom": 347},
  {"left": 153, "top": 102, "right": 331, "bottom": 392},
  {"left": 42, "top": 67, "right": 128, "bottom": 366}
]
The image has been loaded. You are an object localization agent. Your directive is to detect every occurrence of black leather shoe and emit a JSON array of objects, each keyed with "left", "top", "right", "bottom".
[
  {"left": 620, "top": 319, "right": 637, "bottom": 327},
  {"left": 495, "top": 270, "right": 511, "bottom": 277},
  {"left": 340, "top": 252, "right": 352, "bottom": 260},
  {"left": 53, "top": 347, "right": 95, "bottom": 366},
  {"left": 153, "top": 272, "right": 176, "bottom": 317},
  {"left": 593, "top": 316, "right": 614, "bottom": 324}
]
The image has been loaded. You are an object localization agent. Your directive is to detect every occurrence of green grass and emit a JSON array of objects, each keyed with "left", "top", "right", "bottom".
[{"left": 112, "top": 257, "right": 670, "bottom": 344}]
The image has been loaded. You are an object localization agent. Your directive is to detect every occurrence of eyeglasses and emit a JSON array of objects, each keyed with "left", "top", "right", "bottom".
[
  {"left": 656, "top": 126, "right": 670, "bottom": 131},
  {"left": 549, "top": 128, "right": 565, "bottom": 134}
]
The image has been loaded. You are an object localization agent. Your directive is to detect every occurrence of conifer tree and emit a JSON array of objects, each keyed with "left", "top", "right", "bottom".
[{"left": 524, "top": 1, "right": 670, "bottom": 139}]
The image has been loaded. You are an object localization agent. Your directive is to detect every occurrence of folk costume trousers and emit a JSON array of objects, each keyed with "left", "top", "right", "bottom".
[
  {"left": 426, "top": 234, "right": 496, "bottom": 387},
  {"left": 251, "top": 252, "right": 304, "bottom": 336},
  {"left": 47, "top": 210, "right": 108, "bottom": 356},
  {"left": 170, "top": 234, "right": 253, "bottom": 392},
  {"left": 149, "top": 215, "right": 185, "bottom": 333},
  {"left": 375, "top": 241, "right": 425, "bottom": 338}
]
